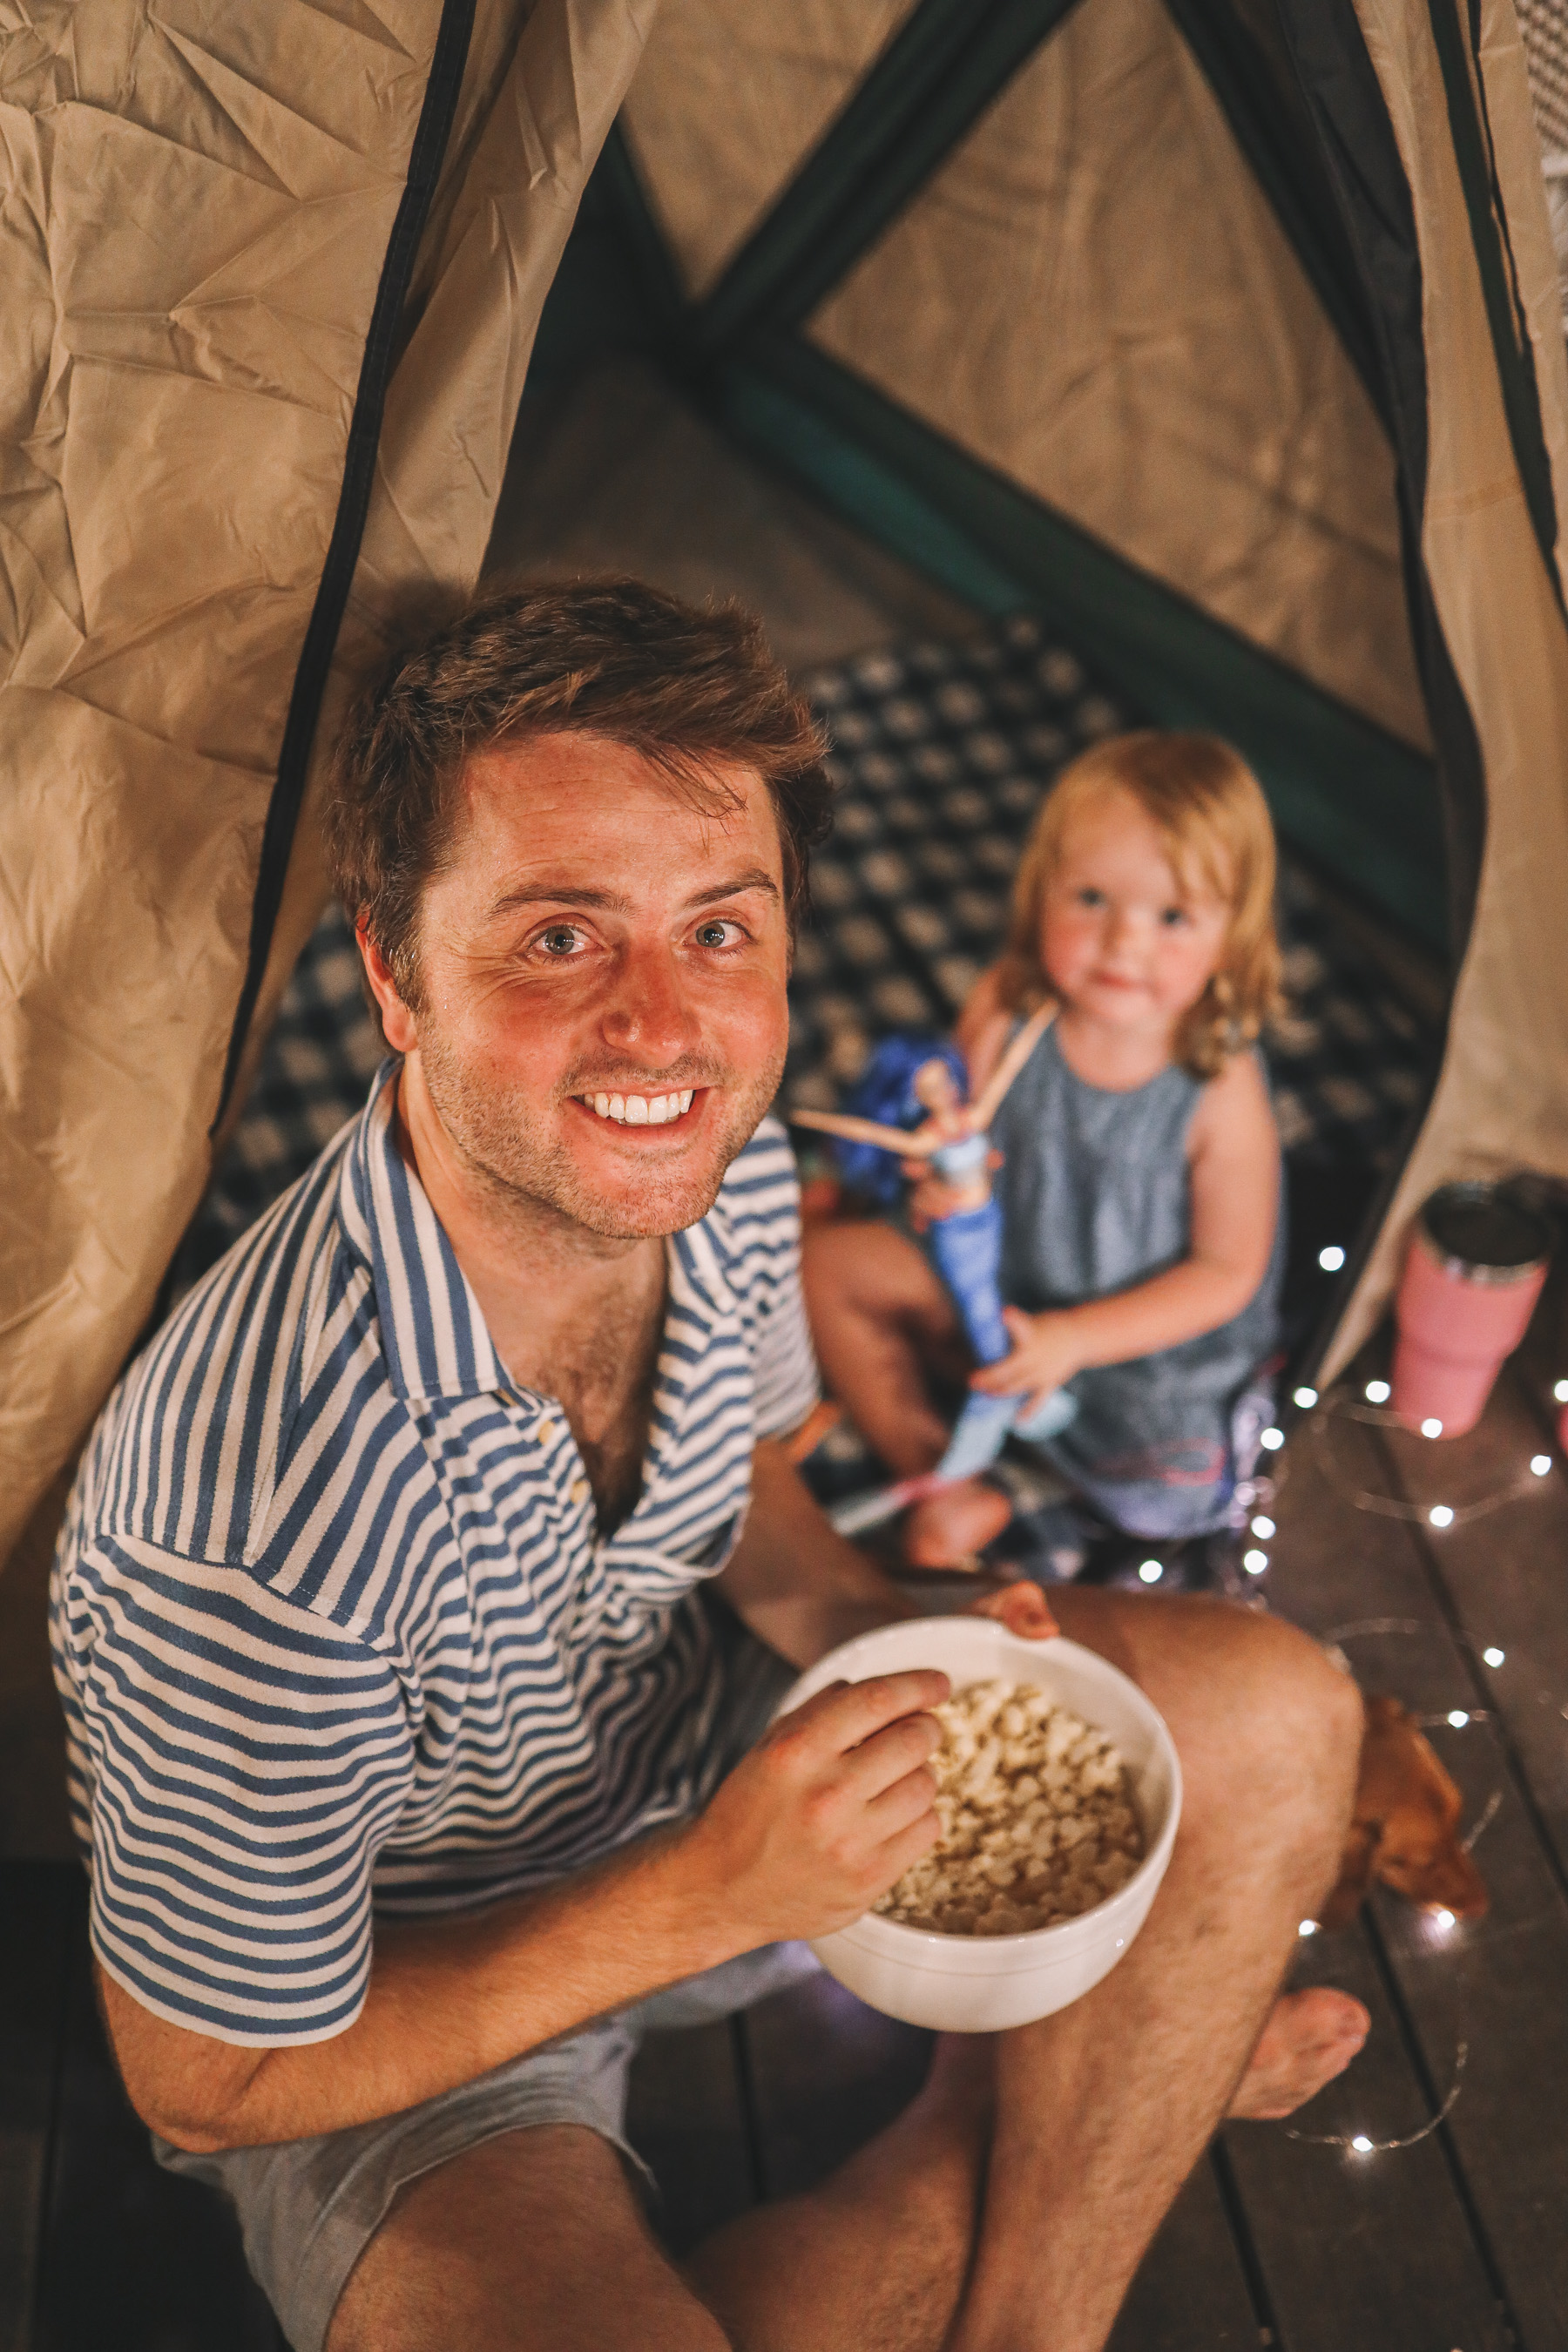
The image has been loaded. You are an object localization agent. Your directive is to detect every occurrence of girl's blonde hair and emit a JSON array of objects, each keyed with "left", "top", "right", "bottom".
[{"left": 997, "top": 731, "right": 1282, "bottom": 1078}]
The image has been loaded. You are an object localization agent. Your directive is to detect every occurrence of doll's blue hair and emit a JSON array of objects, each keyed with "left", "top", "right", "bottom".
[{"left": 833, "top": 1033, "right": 970, "bottom": 1208}]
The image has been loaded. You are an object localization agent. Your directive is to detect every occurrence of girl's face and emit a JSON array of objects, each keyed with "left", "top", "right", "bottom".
[{"left": 1037, "top": 787, "right": 1232, "bottom": 1035}]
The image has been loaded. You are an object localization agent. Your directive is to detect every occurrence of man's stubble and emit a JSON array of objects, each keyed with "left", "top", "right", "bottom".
[{"left": 415, "top": 1017, "right": 789, "bottom": 1246}]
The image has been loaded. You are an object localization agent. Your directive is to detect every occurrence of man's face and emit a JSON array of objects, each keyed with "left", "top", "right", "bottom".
[{"left": 366, "top": 733, "right": 793, "bottom": 1243}]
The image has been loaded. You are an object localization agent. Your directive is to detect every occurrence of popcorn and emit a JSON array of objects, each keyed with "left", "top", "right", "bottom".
[{"left": 872, "top": 1680, "right": 1145, "bottom": 1936}]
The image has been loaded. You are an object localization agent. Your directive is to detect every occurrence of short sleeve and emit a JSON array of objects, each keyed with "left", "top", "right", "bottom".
[
  {"left": 57, "top": 1534, "right": 413, "bottom": 2046},
  {"left": 754, "top": 1254, "right": 822, "bottom": 1441}
]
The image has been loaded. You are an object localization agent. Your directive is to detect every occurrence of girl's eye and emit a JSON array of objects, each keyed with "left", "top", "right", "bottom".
[
  {"left": 693, "top": 918, "right": 746, "bottom": 949},
  {"left": 1075, "top": 887, "right": 1106, "bottom": 909},
  {"left": 1159, "top": 905, "right": 1191, "bottom": 929}
]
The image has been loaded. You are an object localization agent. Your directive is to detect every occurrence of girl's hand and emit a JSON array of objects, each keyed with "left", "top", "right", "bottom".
[
  {"left": 905, "top": 1169, "right": 973, "bottom": 1229},
  {"left": 970, "top": 1306, "right": 1083, "bottom": 1416},
  {"left": 905, "top": 1147, "right": 1003, "bottom": 1232}
]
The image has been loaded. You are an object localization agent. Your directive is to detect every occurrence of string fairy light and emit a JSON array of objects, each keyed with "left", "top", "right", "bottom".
[
  {"left": 1282, "top": 2041, "right": 1468, "bottom": 2153},
  {"left": 1296, "top": 1392, "right": 1556, "bottom": 1531}
]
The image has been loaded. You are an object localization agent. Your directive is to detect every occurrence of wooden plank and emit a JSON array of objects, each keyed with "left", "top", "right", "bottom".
[
  {"left": 1265, "top": 1391, "right": 1568, "bottom": 2350},
  {"left": 1106, "top": 2157, "right": 1262, "bottom": 2352},
  {"left": 31, "top": 1876, "right": 285, "bottom": 2352},
  {"left": 1220, "top": 1912, "right": 1511, "bottom": 2352},
  {"left": 625, "top": 2018, "right": 760, "bottom": 2257},
  {"left": 1370, "top": 1341, "right": 1568, "bottom": 1885},
  {"left": 0, "top": 1865, "right": 75, "bottom": 2352}
]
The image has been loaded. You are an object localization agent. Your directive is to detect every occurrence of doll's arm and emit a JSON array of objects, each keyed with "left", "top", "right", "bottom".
[
  {"left": 954, "top": 964, "right": 1014, "bottom": 1096},
  {"left": 971, "top": 1053, "right": 1280, "bottom": 1408}
]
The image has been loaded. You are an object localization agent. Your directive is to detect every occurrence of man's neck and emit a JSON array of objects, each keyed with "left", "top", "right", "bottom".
[{"left": 391, "top": 1057, "right": 666, "bottom": 1416}]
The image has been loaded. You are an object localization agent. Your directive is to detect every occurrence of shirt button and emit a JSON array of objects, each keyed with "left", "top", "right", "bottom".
[
  {"left": 570, "top": 1477, "right": 591, "bottom": 1507},
  {"left": 536, "top": 1418, "right": 558, "bottom": 1447}
]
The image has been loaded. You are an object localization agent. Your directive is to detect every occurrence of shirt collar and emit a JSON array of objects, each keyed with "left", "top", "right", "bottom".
[
  {"left": 339, "top": 1062, "right": 506, "bottom": 1403},
  {"left": 337, "top": 1062, "right": 755, "bottom": 1404}
]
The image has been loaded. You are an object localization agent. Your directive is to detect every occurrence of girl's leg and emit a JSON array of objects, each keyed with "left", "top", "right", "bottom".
[{"left": 800, "top": 1220, "right": 1011, "bottom": 1563}]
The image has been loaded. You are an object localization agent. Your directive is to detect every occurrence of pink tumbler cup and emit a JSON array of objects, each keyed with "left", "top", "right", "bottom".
[{"left": 1391, "top": 1184, "right": 1551, "bottom": 1437}]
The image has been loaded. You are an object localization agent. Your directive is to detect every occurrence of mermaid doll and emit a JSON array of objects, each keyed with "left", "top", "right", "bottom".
[{"left": 792, "top": 1002, "right": 1073, "bottom": 1528}]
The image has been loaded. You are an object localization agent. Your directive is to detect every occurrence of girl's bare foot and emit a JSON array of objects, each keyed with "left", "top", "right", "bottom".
[
  {"left": 905, "top": 1479, "right": 1013, "bottom": 1567},
  {"left": 1227, "top": 1988, "right": 1371, "bottom": 2119}
]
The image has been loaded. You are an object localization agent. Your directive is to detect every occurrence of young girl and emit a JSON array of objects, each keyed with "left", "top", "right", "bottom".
[{"left": 802, "top": 730, "right": 1284, "bottom": 1569}]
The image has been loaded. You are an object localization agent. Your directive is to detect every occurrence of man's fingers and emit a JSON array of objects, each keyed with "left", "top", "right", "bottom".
[
  {"left": 864, "top": 1761, "right": 940, "bottom": 1837},
  {"left": 837, "top": 1709, "right": 944, "bottom": 1802},
  {"left": 772, "top": 1668, "right": 951, "bottom": 1757},
  {"left": 873, "top": 1805, "right": 943, "bottom": 1889}
]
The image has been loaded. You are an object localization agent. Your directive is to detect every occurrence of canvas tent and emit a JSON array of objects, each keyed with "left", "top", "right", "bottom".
[{"left": 3, "top": 0, "right": 1567, "bottom": 1578}]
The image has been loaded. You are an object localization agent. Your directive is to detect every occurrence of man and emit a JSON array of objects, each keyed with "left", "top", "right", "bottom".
[{"left": 54, "top": 579, "right": 1367, "bottom": 2352}]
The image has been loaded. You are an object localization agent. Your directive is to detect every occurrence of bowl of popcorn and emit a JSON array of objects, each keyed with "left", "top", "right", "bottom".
[{"left": 780, "top": 1615, "right": 1181, "bottom": 2031}]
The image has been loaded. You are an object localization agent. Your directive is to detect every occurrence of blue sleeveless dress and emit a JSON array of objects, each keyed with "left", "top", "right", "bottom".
[{"left": 987, "top": 1024, "right": 1283, "bottom": 1538}]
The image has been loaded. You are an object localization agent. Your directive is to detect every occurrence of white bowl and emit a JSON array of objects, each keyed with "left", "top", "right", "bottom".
[{"left": 777, "top": 1616, "right": 1181, "bottom": 2032}]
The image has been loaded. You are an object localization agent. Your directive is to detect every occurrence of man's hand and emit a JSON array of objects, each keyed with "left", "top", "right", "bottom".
[
  {"left": 681, "top": 1670, "right": 950, "bottom": 1943},
  {"left": 970, "top": 1304, "right": 1084, "bottom": 1416}
]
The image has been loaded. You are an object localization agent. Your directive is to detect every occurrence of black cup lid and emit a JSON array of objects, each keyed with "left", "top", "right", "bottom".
[{"left": 1421, "top": 1183, "right": 1551, "bottom": 1274}]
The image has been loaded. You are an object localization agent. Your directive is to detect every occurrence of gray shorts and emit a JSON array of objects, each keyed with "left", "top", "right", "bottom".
[{"left": 155, "top": 1620, "right": 807, "bottom": 2352}]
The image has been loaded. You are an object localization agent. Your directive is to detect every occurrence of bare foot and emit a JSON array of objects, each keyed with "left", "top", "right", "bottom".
[
  {"left": 1227, "top": 1988, "right": 1371, "bottom": 2119},
  {"left": 904, "top": 1479, "right": 1013, "bottom": 1567}
]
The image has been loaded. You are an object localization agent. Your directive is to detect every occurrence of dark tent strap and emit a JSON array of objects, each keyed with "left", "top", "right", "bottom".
[
  {"left": 1428, "top": 0, "right": 1565, "bottom": 614},
  {"left": 688, "top": 0, "right": 1086, "bottom": 361},
  {"left": 1276, "top": 0, "right": 1488, "bottom": 969},
  {"left": 1160, "top": 0, "right": 1389, "bottom": 422},
  {"left": 715, "top": 330, "right": 1448, "bottom": 954},
  {"left": 211, "top": 0, "right": 479, "bottom": 1132}
]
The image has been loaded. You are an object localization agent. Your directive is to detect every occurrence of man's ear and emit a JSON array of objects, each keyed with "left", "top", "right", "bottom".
[{"left": 356, "top": 919, "right": 419, "bottom": 1056}]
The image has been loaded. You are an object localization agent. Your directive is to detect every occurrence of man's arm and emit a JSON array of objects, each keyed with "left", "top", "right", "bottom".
[
  {"left": 714, "top": 1436, "right": 923, "bottom": 1666},
  {"left": 717, "top": 1437, "right": 1061, "bottom": 1666},
  {"left": 99, "top": 1666, "right": 948, "bottom": 2156}
]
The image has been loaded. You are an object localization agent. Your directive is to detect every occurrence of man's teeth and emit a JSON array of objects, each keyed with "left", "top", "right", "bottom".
[{"left": 585, "top": 1089, "right": 696, "bottom": 1125}]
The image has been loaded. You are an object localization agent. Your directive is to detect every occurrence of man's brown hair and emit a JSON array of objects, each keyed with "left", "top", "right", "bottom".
[{"left": 325, "top": 577, "right": 833, "bottom": 1005}]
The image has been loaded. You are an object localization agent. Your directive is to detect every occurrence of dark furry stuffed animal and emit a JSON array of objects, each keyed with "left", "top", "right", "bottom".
[{"left": 1317, "top": 1693, "right": 1490, "bottom": 1931}]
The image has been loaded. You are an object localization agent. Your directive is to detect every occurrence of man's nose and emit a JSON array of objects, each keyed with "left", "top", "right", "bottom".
[{"left": 598, "top": 942, "right": 700, "bottom": 1064}]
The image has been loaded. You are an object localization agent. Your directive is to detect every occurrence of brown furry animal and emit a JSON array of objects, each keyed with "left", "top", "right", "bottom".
[{"left": 1318, "top": 1693, "right": 1490, "bottom": 1930}]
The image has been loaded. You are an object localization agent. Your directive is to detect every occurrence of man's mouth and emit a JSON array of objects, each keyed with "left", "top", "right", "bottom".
[{"left": 575, "top": 1087, "right": 700, "bottom": 1128}]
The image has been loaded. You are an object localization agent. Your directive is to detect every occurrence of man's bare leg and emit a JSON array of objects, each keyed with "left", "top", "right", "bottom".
[
  {"left": 328, "top": 2051, "right": 994, "bottom": 2352},
  {"left": 330, "top": 1594, "right": 1361, "bottom": 2352},
  {"left": 328, "top": 2125, "right": 733, "bottom": 2352},
  {"left": 693, "top": 1590, "right": 1361, "bottom": 2352},
  {"left": 941, "top": 1588, "right": 1362, "bottom": 2352}
]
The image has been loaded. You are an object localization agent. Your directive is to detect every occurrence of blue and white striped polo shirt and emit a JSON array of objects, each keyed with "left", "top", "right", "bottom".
[{"left": 51, "top": 1065, "right": 818, "bottom": 2046}]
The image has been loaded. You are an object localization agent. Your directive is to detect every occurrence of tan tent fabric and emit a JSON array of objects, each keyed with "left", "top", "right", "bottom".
[
  {"left": 0, "top": 0, "right": 653, "bottom": 1567},
  {"left": 1321, "top": 0, "right": 1568, "bottom": 1379},
  {"left": 804, "top": 0, "right": 1431, "bottom": 753},
  {"left": 619, "top": 0, "right": 916, "bottom": 300}
]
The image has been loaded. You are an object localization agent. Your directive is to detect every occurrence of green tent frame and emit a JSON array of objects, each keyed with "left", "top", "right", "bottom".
[{"left": 525, "top": 0, "right": 1564, "bottom": 970}]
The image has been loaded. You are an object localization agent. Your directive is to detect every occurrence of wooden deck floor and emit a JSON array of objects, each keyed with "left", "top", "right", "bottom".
[{"left": 7, "top": 1281, "right": 1568, "bottom": 2350}]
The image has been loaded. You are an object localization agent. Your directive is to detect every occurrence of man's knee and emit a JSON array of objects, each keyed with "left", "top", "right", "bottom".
[
  {"left": 1059, "top": 1591, "right": 1361, "bottom": 1822},
  {"left": 1171, "top": 1605, "right": 1362, "bottom": 1854}
]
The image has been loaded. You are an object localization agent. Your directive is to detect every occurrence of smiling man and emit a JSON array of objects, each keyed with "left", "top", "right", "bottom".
[{"left": 53, "top": 580, "right": 1365, "bottom": 2352}]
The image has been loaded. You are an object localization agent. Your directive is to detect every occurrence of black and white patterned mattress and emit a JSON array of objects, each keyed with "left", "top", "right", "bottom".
[{"left": 179, "top": 617, "right": 1435, "bottom": 1301}]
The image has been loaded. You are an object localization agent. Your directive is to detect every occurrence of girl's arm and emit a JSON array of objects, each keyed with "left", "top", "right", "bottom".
[{"left": 971, "top": 1052, "right": 1279, "bottom": 1409}]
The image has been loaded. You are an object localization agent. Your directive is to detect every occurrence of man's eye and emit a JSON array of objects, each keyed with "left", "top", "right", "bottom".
[
  {"left": 693, "top": 918, "right": 745, "bottom": 949},
  {"left": 537, "top": 924, "right": 587, "bottom": 956}
]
